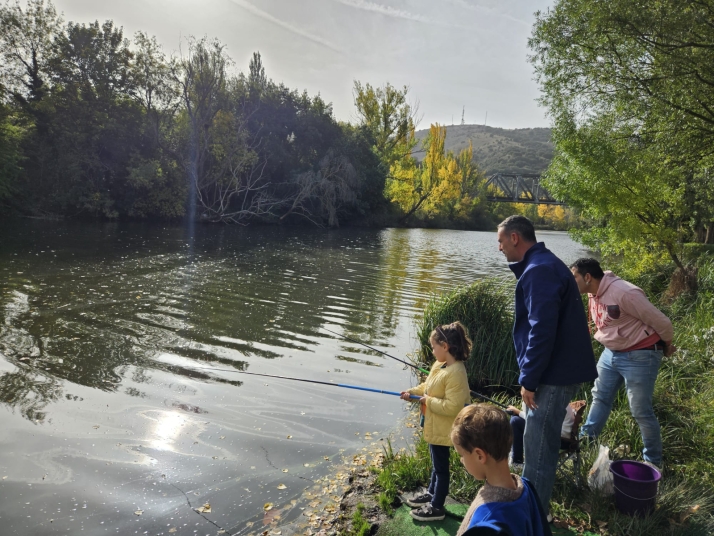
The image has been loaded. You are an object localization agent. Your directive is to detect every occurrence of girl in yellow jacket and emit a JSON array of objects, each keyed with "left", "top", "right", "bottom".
[{"left": 400, "top": 322, "right": 472, "bottom": 522}]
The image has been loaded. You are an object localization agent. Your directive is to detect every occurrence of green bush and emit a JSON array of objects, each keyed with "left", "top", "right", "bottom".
[{"left": 415, "top": 279, "right": 518, "bottom": 392}]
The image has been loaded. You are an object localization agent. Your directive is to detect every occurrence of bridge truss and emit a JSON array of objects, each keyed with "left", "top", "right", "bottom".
[{"left": 485, "top": 173, "right": 563, "bottom": 205}]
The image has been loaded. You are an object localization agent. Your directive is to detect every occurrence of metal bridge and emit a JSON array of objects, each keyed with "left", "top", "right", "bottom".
[{"left": 485, "top": 173, "right": 563, "bottom": 205}]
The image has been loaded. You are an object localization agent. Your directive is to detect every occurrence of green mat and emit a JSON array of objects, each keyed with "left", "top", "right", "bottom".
[{"left": 377, "top": 503, "right": 596, "bottom": 536}]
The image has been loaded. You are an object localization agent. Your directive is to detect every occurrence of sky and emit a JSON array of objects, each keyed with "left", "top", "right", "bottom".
[{"left": 52, "top": 0, "right": 553, "bottom": 129}]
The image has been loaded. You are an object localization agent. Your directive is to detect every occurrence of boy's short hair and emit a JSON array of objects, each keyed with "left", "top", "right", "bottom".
[{"left": 451, "top": 404, "right": 512, "bottom": 461}]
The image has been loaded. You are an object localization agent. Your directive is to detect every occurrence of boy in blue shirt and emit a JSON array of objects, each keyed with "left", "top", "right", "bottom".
[{"left": 451, "top": 404, "right": 552, "bottom": 536}]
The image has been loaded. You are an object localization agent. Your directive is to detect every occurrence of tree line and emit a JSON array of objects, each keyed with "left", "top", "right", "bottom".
[{"left": 1, "top": 0, "right": 532, "bottom": 229}]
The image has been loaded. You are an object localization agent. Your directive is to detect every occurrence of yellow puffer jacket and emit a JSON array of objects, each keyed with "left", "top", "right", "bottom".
[{"left": 407, "top": 360, "right": 471, "bottom": 446}]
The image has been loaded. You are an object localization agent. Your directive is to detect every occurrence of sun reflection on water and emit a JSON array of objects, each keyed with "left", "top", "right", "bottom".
[{"left": 147, "top": 411, "right": 188, "bottom": 452}]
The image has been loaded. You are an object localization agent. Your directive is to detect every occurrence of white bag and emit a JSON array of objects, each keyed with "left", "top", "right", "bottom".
[{"left": 587, "top": 445, "right": 614, "bottom": 495}]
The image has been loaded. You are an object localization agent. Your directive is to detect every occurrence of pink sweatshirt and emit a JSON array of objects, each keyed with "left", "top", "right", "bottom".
[{"left": 589, "top": 271, "right": 673, "bottom": 351}]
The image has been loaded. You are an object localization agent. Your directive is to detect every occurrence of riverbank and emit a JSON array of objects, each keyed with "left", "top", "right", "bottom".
[{"left": 335, "top": 258, "right": 714, "bottom": 536}]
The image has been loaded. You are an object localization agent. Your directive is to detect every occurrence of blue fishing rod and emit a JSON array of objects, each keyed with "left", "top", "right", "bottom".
[{"left": 178, "top": 363, "right": 422, "bottom": 400}]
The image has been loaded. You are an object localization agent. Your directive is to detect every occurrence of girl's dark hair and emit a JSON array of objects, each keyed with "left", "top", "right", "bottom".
[
  {"left": 430, "top": 321, "right": 472, "bottom": 361},
  {"left": 570, "top": 258, "right": 605, "bottom": 280}
]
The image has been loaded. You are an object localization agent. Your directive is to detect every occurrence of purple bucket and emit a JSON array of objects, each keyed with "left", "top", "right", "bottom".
[{"left": 609, "top": 460, "right": 662, "bottom": 516}]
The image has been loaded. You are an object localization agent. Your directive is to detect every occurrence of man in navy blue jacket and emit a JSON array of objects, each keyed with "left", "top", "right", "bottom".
[{"left": 497, "top": 215, "right": 597, "bottom": 515}]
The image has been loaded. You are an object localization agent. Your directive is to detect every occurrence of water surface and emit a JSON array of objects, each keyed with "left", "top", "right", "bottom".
[{"left": 0, "top": 221, "right": 588, "bottom": 535}]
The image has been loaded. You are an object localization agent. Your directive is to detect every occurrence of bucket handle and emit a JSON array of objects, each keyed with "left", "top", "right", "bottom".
[{"left": 613, "top": 484, "right": 658, "bottom": 502}]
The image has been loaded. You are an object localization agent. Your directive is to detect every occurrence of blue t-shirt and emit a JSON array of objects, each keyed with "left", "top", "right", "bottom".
[{"left": 462, "top": 477, "right": 552, "bottom": 536}]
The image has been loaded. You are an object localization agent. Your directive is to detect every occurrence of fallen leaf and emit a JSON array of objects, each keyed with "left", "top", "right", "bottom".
[
  {"left": 246, "top": 521, "right": 254, "bottom": 527},
  {"left": 300, "top": 412, "right": 306, "bottom": 415},
  {"left": 168, "top": 529, "right": 177, "bottom": 533},
  {"left": 286, "top": 435, "right": 292, "bottom": 439},
  {"left": 304, "top": 463, "right": 310, "bottom": 467},
  {"left": 2, "top": 476, "right": 7, "bottom": 480},
  {"left": 92, "top": 425, "right": 99, "bottom": 429},
  {"left": 282, "top": 469, "right": 289, "bottom": 473},
  {"left": 323, "top": 456, "right": 329, "bottom": 461},
  {"left": 277, "top": 484, "right": 287, "bottom": 490},
  {"left": 264, "top": 503, "right": 274, "bottom": 511},
  {"left": 681, "top": 504, "right": 700, "bottom": 523},
  {"left": 220, "top": 436, "right": 225, "bottom": 440},
  {"left": 195, "top": 503, "right": 212, "bottom": 513},
  {"left": 134, "top": 510, "right": 143, "bottom": 516}
]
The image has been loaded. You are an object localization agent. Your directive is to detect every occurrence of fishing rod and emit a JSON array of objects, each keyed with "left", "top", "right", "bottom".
[
  {"left": 321, "top": 327, "right": 510, "bottom": 411},
  {"left": 321, "top": 326, "right": 430, "bottom": 375},
  {"left": 171, "top": 363, "right": 422, "bottom": 401}
]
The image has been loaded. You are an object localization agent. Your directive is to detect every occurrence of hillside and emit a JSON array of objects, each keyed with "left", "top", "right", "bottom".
[{"left": 414, "top": 124, "right": 553, "bottom": 176}]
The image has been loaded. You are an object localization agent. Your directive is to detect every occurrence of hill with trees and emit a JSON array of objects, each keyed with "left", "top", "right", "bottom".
[{"left": 414, "top": 124, "right": 553, "bottom": 175}]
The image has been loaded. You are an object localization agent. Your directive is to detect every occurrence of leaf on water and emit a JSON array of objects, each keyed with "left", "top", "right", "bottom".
[
  {"left": 282, "top": 469, "right": 289, "bottom": 473},
  {"left": 323, "top": 456, "right": 329, "bottom": 461},
  {"left": 134, "top": 510, "right": 143, "bottom": 516},
  {"left": 286, "top": 435, "right": 292, "bottom": 439},
  {"left": 168, "top": 528, "right": 177, "bottom": 533},
  {"left": 277, "top": 484, "right": 287, "bottom": 490},
  {"left": 220, "top": 436, "right": 225, "bottom": 440},
  {"left": 92, "top": 425, "right": 99, "bottom": 429},
  {"left": 264, "top": 503, "right": 274, "bottom": 511},
  {"left": 304, "top": 463, "right": 310, "bottom": 467},
  {"left": 195, "top": 503, "right": 212, "bottom": 513}
]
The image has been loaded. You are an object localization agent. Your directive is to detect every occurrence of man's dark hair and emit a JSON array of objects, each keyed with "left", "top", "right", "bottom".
[
  {"left": 497, "top": 215, "right": 536, "bottom": 243},
  {"left": 570, "top": 258, "right": 605, "bottom": 280}
]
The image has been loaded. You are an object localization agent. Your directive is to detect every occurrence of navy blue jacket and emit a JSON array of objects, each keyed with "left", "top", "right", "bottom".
[{"left": 509, "top": 242, "right": 596, "bottom": 391}]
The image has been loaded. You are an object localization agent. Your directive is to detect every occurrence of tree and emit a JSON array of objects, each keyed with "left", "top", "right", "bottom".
[
  {"left": 529, "top": 0, "right": 714, "bottom": 272},
  {"left": 387, "top": 124, "right": 478, "bottom": 224},
  {"left": 0, "top": 0, "right": 63, "bottom": 104},
  {"left": 545, "top": 114, "right": 687, "bottom": 271},
  {"left": 353, "top": 81, "right": 416, "bottom": 171}
]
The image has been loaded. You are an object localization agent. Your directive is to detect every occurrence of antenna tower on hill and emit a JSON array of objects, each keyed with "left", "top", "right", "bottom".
[{"left": 461, "top": 106, "right": 465, "bottom": 125}]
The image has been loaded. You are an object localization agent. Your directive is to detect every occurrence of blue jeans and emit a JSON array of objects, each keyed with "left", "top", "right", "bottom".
[
  {"left": 427, "top": 444, "right": 450, "bottom": 509},
  {"left": 581, "top": 348, "right": 663, "bottom": 466},
  {"left": 510, "top": 415, "right": 526, "bottom": 464},
  {"left": 523, "top": 383, "right": 579, "bottom": 513}
]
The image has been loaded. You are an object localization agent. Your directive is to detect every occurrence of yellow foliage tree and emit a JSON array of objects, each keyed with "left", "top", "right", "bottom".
[{"left": 386, "top": 124, "right": 480, "bottom": 223}]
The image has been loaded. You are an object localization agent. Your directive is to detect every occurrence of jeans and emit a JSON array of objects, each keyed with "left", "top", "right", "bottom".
[
  {"left": 523, "top": 383, "right": 579, "bottom": 513},
  {"left": 510, "top": 415, "right": 526, "bottom": 464},
  {"left": 580, "top": 348, "right": 663, "bottom": 466},
  {"left": 427, "top": 444, "right": 450, "bottom": 509}
]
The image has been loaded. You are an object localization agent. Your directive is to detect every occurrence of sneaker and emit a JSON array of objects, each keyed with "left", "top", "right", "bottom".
[
  {"left": 409, "top": 504, "right": 446, "bottom": 522},
  {"left": 404, "top": 492, "right": 432, "bottom": 508}
]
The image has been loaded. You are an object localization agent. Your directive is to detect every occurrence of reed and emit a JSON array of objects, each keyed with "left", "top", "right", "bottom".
[{"left": 415, "top": 278, "right": 518, "bottom": 392}]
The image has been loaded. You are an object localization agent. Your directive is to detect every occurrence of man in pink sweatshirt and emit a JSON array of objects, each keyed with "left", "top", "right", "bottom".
[{"left": 570, "top": 258, "right": 675, "bottom": 468}]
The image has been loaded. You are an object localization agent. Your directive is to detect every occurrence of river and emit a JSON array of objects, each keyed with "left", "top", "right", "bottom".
[{"left": 0, "top": 221, "right": 588, "bottom": 535}]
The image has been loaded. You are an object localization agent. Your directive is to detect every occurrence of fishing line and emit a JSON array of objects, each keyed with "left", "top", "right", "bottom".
[{"left": 321, "top": 326, "right": 430, "bottom": 374}]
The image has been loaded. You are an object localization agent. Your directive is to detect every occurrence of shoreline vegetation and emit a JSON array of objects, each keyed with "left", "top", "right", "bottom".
[
  {"left": 0, "top": 0, "right": 575, "bottom": 232},
  {"left": 332, "top": 257, "right": 714, "bottom": 536}
]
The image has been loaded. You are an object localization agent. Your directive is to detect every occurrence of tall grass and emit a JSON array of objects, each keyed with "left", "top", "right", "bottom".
[{"left": 415, "top": 278, "right": 518, "bottom": 392}]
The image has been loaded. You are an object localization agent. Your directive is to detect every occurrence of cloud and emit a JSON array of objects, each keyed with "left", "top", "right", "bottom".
[
  {"left": 331, "top": 0, "right": 432, "bottom": 24},
  {"left": 224, "top": 0, "right": 344, "bottom": 54}
]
